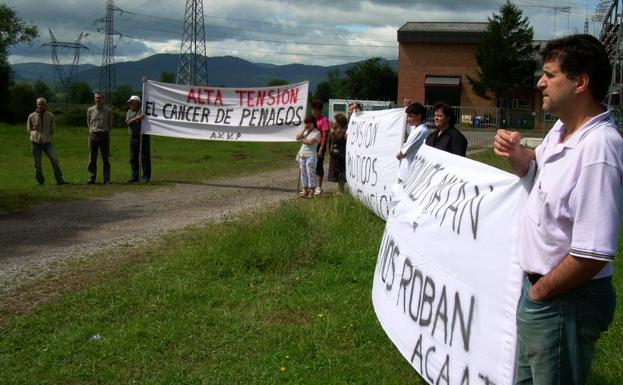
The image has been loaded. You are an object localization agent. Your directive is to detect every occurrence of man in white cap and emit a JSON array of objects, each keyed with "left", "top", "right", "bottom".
[{"left": 126, "top": 95, "right": 150, "bottom": 183}]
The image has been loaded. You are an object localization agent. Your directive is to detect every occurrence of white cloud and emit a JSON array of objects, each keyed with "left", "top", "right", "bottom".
[{"left": 4, "top": 0, "right": 597, "bottom": 66}]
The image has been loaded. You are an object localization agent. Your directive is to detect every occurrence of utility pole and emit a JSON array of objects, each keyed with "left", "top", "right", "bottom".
[
  {"left": 177, "top": 0, "right": 209, "bottom": 86},
  {"left": 42, "top": 29, "right": 88, "bottom": 107},
  {"left": 96, "top": 0, "right": 123, "bottom": 102}
]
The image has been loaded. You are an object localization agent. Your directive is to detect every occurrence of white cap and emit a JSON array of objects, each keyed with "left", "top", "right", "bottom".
[{"left": 127, "top": 95, "right": 141, "bottom": 103}]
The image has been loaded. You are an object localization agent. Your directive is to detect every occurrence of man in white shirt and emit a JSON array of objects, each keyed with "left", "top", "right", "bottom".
[{"left": 494, "top": 34, "right": 623, "bottom": 385}]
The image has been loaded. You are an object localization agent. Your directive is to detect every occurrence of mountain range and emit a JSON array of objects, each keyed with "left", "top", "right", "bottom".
[{"left": 11, "top": 54, "right": 398, "bottom": 92}]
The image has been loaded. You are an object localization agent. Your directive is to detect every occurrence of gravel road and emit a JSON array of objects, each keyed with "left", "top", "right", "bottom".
[{"left": 0, "top": 165, "right": 312, "bottom": 295}]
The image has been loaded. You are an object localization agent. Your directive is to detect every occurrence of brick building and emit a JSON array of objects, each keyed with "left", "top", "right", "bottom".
[
  {"left": 397, "top": 22, "right": 546, "bottom": 130},
  {"left": 397, "top": 22, "right": 493, "bottom": 107}
]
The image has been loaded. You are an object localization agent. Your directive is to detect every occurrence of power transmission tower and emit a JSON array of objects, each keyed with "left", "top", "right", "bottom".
[
  {"left": 597, "top": 1, "right": 623, "bottom": 106},
  {"left": 177, "top": 0, "right": 209, "bottom": 86},
  {"left": 96, "top": 0, "right": 124, "bottom": 101},
  {"left": 42, "top": 29, "right": 89, "bottom": 106}
]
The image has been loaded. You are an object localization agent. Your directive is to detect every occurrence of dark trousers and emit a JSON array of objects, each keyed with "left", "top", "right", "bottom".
[
  {"left": 129, "top": 134, "right": 151, "bottom": 181},
  {"left": 88, "top": 131, "right": 110, "bottom": 182},
  {"left": 31, "top": 142, "right": 64, "bottom": 184}
]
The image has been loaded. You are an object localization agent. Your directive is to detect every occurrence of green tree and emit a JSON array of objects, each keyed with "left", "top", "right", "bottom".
[
  {"left": 267, "top": 79, "right": 288, "bottom": 87},
  {"left": 7, "top": 82, "right": 36, "bottom": 122},
  {"left": 326, "top": 69, "right": 349, "bottom": 99},
  {"left": 69, "top": 81, "right": 92, "bottom": 104},
  {"left": 0, "top": 5, "right": 38, "bottom": 121},
  {"left": 33, "top": 79, "right": 53, "bottom": 101},
  {"left": 159, "top": 71, "right": 175, "bottom": 83},
  {"left": 313, "top": 81, "right": 332, "bottom": 104},
  {"left": 343, "top": 58, "right": 397, "bottom": 101},
  {"left": 111, "top": 85, "right": 136, "bottom": 109},
  {"left": 467, "top": 1, "right": 537, "bottom": 101}
]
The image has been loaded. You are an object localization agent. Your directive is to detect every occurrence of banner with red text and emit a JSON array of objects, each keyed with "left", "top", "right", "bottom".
[
  {"left": 373, "top": 145, "right": 532, "bottom": 385},
  {"left": 141, "top": 80, "right": 308, "bottom": 141},
  {"left": 346, "top": 108, "right": 405, "bottom": 219}
]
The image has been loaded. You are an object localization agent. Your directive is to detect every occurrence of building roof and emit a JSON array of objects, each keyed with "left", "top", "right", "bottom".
[{"left": 398, "top": 22, "right": 488, "bottom": 44}]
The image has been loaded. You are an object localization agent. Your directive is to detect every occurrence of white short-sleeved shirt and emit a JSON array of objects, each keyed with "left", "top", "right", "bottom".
[
  {"left": 297, "top": 129, "right": 321, "bottom": 158},
  {"left": 398, "top": 123, "right": 428, "bottom": 181},
  {"left": 519, "top": 110, "right": 623, "bottom": 279}
]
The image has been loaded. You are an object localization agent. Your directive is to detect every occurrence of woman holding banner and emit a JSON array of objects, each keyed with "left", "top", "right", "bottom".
[
  {"left": 296, "top": 116, "right": 321, "bottom": 198},
  {"left": 425, "top": 101, "right": 467, "bottom": 157},
  {"left": 397, "top": 102, "right": 428, "bottom": 182}
]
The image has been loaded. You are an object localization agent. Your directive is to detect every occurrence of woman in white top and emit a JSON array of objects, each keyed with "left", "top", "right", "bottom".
[
  {"left": 296, "top": 116, "right": 321, "bottom": 198},
  {"left": 397, "top": 102, "right": 428, "bottom": 182}
]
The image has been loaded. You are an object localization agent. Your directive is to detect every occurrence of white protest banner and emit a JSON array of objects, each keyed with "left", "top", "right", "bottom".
[
  {"left": 346, "top": 108, "right": 405, "bottom": 219},
  {"left": 141, "top": 80, "right": 308, "bottom": 142},
  {"left": 372, "top": 145, "right": 531, "bottom": 385}
]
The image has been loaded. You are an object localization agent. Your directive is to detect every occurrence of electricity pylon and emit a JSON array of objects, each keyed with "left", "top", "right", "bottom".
[
  {"left": 177, "top": 0, "right": 209, "bottom": 86},
  {"left": 96, "top": 0, "right": 124, "bottom": 101},
  {"left": 42, "top": 29, "right": 89, "bottom": 106}
]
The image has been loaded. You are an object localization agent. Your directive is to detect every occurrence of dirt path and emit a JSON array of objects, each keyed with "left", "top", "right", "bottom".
[{"left": 0, "top": 165, "right": 322, "bottom": 295}]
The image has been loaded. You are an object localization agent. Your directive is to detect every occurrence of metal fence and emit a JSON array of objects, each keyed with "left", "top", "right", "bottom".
[{"left": 419, "top": 105, "right": 551, "bottom": 151}]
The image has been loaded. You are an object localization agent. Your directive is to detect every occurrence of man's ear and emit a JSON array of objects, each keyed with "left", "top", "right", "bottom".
[{"left": 575, "top": 73, "right": 590, "bottom": 95}]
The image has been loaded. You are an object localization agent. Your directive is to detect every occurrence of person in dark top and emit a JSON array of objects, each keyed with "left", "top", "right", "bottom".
[
  {"left": 126, "top": 95, "right": 151, "bottom": 183},
  {"left": 327, "top": 113, "right": 348, "bottom": 192},
  {"left": 425, "top": 101, "right": 468, "bottom": 156}
]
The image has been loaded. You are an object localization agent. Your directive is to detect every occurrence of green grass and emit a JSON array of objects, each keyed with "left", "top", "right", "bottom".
[
  {"left": 0, "top": 148, "right": 620, "bottom": 384},
  {"left": 0, "top": 123, "right": 298, "bottom": 212},
  {"left": 468, "top": 148, "right": 513, "bottom": 172},
  {"left": 0, "top": 196, "right": 424, "bottom": 385}
]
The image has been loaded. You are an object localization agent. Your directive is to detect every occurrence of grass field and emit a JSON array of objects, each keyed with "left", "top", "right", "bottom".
[
  {"left": 0, "top": 123, "right": 299, "bottom": 212},
  {"left": 0, "top": 196, "right": 426, "bottom": 384},
  {"left": 0, "top": 144, "right": 621, "bottom": 384}
]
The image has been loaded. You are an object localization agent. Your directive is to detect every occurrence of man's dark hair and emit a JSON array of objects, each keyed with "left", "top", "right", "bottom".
[
  {"left": 405, "top": 102, "right": 426, "bottom": 121},
  {"left": 433, "top": 101, "right": 455, "bottom": 126},
  {"left": 540, "top": 34, "right": 612, "bottom": 101}
]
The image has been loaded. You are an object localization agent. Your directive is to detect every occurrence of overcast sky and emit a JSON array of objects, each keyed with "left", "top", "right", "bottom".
[{"left": 5, "top": 0, "right": 602, "bottom": 67}]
